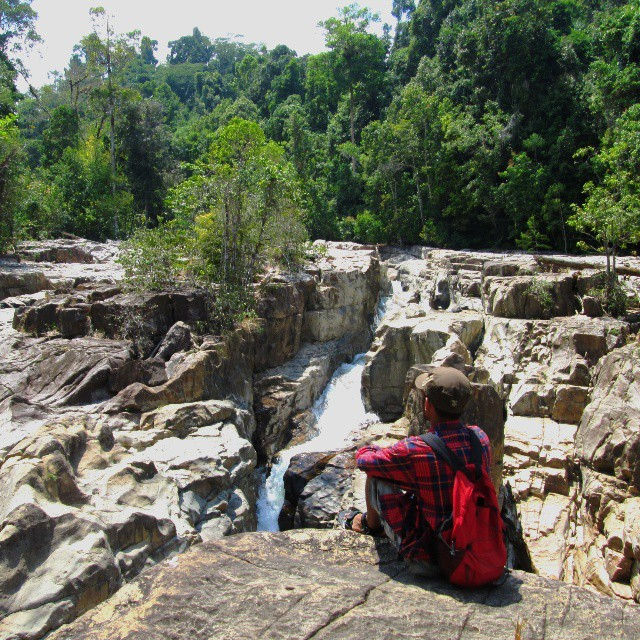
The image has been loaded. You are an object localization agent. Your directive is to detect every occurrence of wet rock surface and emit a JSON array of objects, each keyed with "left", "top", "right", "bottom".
[{"left": 46, "top": 530, "right": 640, "bottom": 640}]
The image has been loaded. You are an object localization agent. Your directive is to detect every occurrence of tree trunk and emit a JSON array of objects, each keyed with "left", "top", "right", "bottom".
[
  {"left": 106, "top": 27, "right": 118, "bottom": 238},
  {"left": 413, "top": 167, "right": 424, "bottom": 227},
  {"left": 350, "top": 85, "right": 356, "bottom": 174}
]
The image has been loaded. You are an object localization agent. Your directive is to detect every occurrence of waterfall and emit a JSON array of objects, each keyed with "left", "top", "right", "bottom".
[
  {"left": 256, "top": 353, "right": 378, "bottom": 531},
  {"left": 256, "top": 289, "right": 398, "bottom": 532}
]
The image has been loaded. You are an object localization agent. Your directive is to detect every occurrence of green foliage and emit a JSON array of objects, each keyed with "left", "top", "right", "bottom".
[
  {"left": 168, "top": 28, "right": 213, "bottom": 64},
  {"left": 123, "top": 119, "right": 308, "bottom": 332},
  {"left": 569, "top": 104, "right": 640, "bottom": 278},
  {"left": 42, "top": 105, "right": 79, "bottom": 167},
  {"left": 8, "top": 0, "right": 640, "bottom": 258},
  {"left": 190, "top": 118, "right": 308, "bottom": 285},
  {"left": 525, "top": 277, "right": 554, "bottom": 312},
  {"left": 0, "top": 0, "right": 41, "bottom": 115},
  {"left": 29, "top": 137, "right": 135, "bottom": 240},
  {"left": 118, "top": 224, "right": 198, "bottom": 291},
  {"left": 0, "top": 113, "right": 21, "bottom": 249}
]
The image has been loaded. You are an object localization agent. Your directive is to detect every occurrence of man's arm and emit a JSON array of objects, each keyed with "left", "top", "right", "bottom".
[{"left": 356, "top": 439, "right": 418, "bottom": 491}]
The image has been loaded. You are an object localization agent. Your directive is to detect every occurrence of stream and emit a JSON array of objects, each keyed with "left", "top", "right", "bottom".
[{"left": 256, "top": 291, "right": 398, "bottom": 532}]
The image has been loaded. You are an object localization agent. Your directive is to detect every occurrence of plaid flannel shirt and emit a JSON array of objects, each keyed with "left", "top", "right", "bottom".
[{"left": 356, "top": 421, "right": 492, "bottom": 562}]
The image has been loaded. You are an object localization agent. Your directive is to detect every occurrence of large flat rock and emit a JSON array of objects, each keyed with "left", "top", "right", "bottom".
[{"left": 48, "top": 530, "right": 640, "bottom": 640}]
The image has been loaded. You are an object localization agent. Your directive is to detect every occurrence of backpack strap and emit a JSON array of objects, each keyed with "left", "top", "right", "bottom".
[
  {"left": 420, "top": 429, "right": 483, "bottom": 481},
  {"left": 467, "top": 428, "right": 484, "bottom": 478}
]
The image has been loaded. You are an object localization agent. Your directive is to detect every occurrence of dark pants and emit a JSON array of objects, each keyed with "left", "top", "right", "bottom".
[{"left": 367, "top": 477, "right": 440, "bottom": 578}]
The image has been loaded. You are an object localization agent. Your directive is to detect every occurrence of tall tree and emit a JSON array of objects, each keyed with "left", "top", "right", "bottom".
[
  {"left": 0, "top": 0, "right": 41, "bottom": 114},
  {"left": 75, "top": 8, "right": 138, "bottom": 235},
  {"left": 319, "top": 3, "right": 387, "bottom": 173},
  {"left": 168, "top": 28, "right": 213, "bottom": 64}
]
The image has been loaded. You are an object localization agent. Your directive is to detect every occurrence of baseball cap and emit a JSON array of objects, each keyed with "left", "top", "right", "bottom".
[{"left": 414, "top": 366, "right": 471, "bottom": 414}]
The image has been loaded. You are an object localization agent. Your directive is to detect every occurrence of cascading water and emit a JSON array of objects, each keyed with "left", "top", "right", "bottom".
[
  {"left": 256, "top": 354, "right": 378, "bottom": 531},
  {"left": 256, "top": 288, "right": 400, "bottom": 532}
]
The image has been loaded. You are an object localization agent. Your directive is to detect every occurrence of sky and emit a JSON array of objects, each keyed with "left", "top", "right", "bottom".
[{"left": 19, "top": 0, "right": 396, "bottom": 89}]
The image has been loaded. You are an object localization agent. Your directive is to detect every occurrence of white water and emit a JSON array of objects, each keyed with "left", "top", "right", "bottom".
[
  {"left": 256, "top": 288, "right": 401, "bottom": 532},
  {"left": 256, "top": 353, "right": 379, "bottom": 531}
]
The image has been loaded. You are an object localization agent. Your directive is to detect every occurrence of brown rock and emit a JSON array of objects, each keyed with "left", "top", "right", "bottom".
[
  {"left": 483, "top": 274, "right": 576, "bottom": 319},
  {"left": 605, "top": 548, "right": 634, "bottom": 582},
  {"left": 109, "top": 358, "right": 168, "bottom": 393},
  {"left": 46, "top": 530, "right": 640, "bottom": 640}
]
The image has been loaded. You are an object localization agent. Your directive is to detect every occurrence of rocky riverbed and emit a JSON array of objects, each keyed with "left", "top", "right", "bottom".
[{"left": 1, "top": 239, "right": 640, "bottom": 638}]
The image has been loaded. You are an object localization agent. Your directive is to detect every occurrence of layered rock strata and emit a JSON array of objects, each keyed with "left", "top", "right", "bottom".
[
  {"left": 0, "top": 240, "right": 382, "bottom": 639},
  {"left": 284, "top": 246, "right": 640, "bottom": 606},
  {"left": 46, "top": 530, "right": 640, "bottom": 640}
]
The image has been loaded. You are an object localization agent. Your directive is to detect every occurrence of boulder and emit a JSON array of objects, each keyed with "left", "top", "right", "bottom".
[
  {"left": 295, "top": 451, "right": 356, "bottom": 529},
  {"left": 0, "top": 263, "right": 51, "bottom": 301},
  {"left": 139, "top": 399, "right": 238, "bottom": 437},
  {"left": 0, "top": 501, "right": 176, "bottom": 640},
  {"left": 90, "top": 291, "right": 207, "bottom": 356},
  {"left": 138, "top": 422, "right": 256, "bottom": 498},
  {"left": 0, "top": 337, "right": 132, "bottom": 408},
  {"left": 576, "top": 344, "right": 640, "bottom": 485},
  {"left": 482, "top": 274, "right": 576, "bottom": 319},
  {"left": 475, "top": 316, "right": 627, "bottom": 423},
  {"left": 501, "top": 414, "right": 580, "bottom": 580},
  {"left": 109, "top": 358, "right": 168, "bottom": 393},
  {"left": 302, "top": 248, "right": 379, "bottom": 343},
  {"left": 279, "top": 451, "right": 336, "bottom": 529},
  {"left": 105, "top": 326, "right": 254, "bottom": 414},
  {"left": 429, "top": 270, "right": 451, "bottom": 309},
  {"left": 18, "top": 239, "right": 96, "bottom": 264},
  {"left": 482, "top": 260, "right": 536, "bottom": 278},
  {"left": 150, "top": 321, "right": 192, "bottom": 361},
  {"left": 362, "top": 310, "right": 484, "bottom": 421},
  {"left": 253, "top": 279, "right": 309, "bottom": 372},
  {"left": 45, "top": 530, "right": 640, "bottom": 640}
]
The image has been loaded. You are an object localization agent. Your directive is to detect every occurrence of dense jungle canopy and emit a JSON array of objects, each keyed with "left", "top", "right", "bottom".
[{"left": 1, "top": 0, "right": 639, "bottom": 256}]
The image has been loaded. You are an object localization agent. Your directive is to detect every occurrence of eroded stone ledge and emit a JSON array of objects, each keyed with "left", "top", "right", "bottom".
[{"left": 45, "top": 530, "right": 640, "bottom": 640}]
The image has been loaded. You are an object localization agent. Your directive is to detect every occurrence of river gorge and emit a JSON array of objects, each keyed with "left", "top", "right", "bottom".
[{"left": 1, "top": 239, "right": 640, "bottom": 639}]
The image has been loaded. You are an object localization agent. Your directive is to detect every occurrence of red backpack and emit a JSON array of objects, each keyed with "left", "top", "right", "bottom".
[{"left": 421, "top": 430, "right": 507, "bottom": 588}]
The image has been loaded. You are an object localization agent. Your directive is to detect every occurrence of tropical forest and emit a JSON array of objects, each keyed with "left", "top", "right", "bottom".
[{"left": 1, "top": 0, "right": 638, "bottom": 257}]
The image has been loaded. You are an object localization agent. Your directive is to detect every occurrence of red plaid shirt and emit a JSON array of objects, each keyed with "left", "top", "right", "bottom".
[{"left": 356, "top": 421, "right": 492, "bottom": 562}]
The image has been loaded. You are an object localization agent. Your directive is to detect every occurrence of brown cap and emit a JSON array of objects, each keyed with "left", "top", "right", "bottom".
[{"left": 415, "top": 367, "right": 471, "bottom": 414}]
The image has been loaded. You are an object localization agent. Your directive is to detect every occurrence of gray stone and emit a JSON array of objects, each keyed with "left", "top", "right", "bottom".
[
  {"left": 0, "top": 263, "right": 51, "bottom": 301},
  {"left": 0, "top": 337, "right": 132, "bottom": 407},
  {"left": 151, "top": 321, "right": 192, "bottom": 361},
  {"left": 483, "top": 274, "right": 576, "bottom": 319},
  {"left": 295, "top": 451, "right": 356, "bottom": 528},
  {"left": 179, "top": 490, "right": 206, "bottom": 525},
  {"left": 46, "top": 530, "right": 640, "bottom": 640}
]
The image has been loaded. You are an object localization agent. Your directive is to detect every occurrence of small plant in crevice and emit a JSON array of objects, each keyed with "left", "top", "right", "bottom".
[
  {"left": 116, "top": 305, "right": 154, "bottom": 357},
  {"left": 513, "top": 617, "right": 527, "bottom": 640},
  {"left": 525, "top": 277, "right": 554, "bottom": 313},
  {"left": 587, "top": 279, "right": 629, "bottom": 318}
]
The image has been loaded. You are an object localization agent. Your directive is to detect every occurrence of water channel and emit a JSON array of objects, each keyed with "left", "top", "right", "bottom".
[{"left": 256, "top": 290, "right": 399, "bottom": 531}]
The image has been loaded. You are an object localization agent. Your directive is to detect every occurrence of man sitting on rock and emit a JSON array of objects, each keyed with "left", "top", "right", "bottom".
[{"left": 340, "top": 366, "right": 492, "bottom": 576}]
